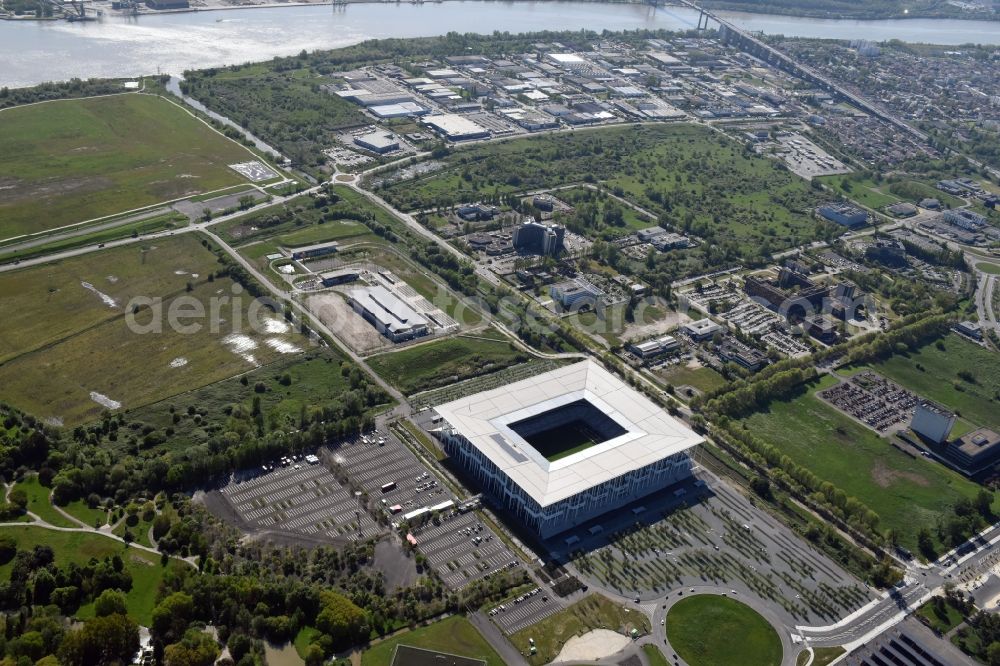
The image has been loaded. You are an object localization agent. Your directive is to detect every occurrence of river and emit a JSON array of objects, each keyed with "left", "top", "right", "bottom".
[{"left": 1, "top": 0, "right": 998, "bottom": 88}]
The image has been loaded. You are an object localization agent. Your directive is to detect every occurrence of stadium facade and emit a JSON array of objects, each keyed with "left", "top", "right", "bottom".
[{"left": 433, "top": 360, "right": 702, "bottom": 538}]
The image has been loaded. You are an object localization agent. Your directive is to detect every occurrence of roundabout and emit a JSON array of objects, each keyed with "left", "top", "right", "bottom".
[{"left": 665, "top": 594, "right": 783, "bottom": 666}]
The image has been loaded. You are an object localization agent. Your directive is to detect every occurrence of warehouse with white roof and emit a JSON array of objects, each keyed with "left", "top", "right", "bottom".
[{"left": 433, "top": 360, "right": 702, "bottom": 538}]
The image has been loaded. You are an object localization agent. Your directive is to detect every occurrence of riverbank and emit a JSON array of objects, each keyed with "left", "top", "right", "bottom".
[
  {"left": 3, "top": 0, "right": 1000, "bottom": 90},
  {"left": 2, "top": 0, "right": 995, "bottom": 24},
  {"left": 702, "top": 0, "right": 996, "bottom": 22}
]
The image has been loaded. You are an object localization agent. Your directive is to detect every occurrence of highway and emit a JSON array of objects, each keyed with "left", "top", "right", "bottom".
[{"left": 976, "top": 272, "right": 999, "bottom": 337}]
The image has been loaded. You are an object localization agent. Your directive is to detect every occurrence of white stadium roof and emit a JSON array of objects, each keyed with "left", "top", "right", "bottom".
[{"left": 434, "top": 360, "right": 702, "bottom": 507}]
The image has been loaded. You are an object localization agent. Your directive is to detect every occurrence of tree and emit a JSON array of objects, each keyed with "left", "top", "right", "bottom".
[
  {"left": 988, "top": 641, "right": 1000, "bottom": 666},
  {"left": 164, "top": 629, "right": 220, "bottom": 666},
  {"left": 58, "top": 613, "right": 139, "bottom": 666},
  {"left": 976, "top": 489, "right": 994, "bottom": 519},
  {"left": 152, "top": 591, "right": 196, "bottom": 643},
  {"left": 750, "top": 476, "right": 772, "bottom": 500},
  {"left": 94, "top": 588, "right": 128, "bottom": 617},
  {"left": 304, "top": 643, "right": 325, "bottom": 666},
  {"left": 0, "top": 533, "right": 16, "bottom": 563},
  {"left": 315, "top": 591, "right": 368, "bottom": 651}
]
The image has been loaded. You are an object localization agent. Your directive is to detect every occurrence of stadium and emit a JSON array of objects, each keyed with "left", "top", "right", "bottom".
[{"left": 433, "top": 360, "right": 703, "bottom": 538}]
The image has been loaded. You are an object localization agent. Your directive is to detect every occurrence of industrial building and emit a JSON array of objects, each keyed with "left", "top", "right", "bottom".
[
  {"left": 145, "top": 0, "right": 188, "bottom": 8},
  {"left": 456, "top": 203, "right": 498, "bottom": 222},
  {"left": 291, "top": 242, "right": 339, "bottom": 261},
  {"left": 817, "top": 203, "right": 868, "bottom": 228},
  {"left": 651, "top": 233, "right": 693, "bottom": 251},
  {"left": 910, "top": 400, "right": 956, "bottom": 444},
  {"left": 319, "top": 269, "right": 360, "bottom": 287},
  {"left": 423, "top": 114, "right": 490, "bottom": 141},
  {"left": 369, "top": 102, "right": 428, "bottom": 119},
  {"left": 627, "top": 335, "right": 680, "bottom": 361},
  {"left": 943, "top": 209, "right": 987, "bottom": 231},
  {"left": 550, "top": 278, "right": 604, "bottom": 311},
  {"left": 955, "top": 320, "right": 983, "bottom": 340},
  {"left": 512, "top": 219, "right": 564, "bottom": 256},
  {"left": 348, "top": 286, "right": 429, "bottom": 342},
  {"left": 886, "top": 202, "right": 918, "bottom": 218},
  {"left": 433, "top": 360, "right": 703, "bottom": 538},
  {"left": 354, "top": 131, "right": 400, "bottom": 154},
  {"left": 637, "top": 226, "right": 668, "bottom": 243}
]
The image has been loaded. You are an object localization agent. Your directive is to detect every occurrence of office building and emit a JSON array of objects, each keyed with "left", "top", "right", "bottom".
[
  {"left": 817, "top": 203, "right": 868, "bottom": 228},
  {"left": 512, "top": 219, "right": 564, "bottom": 256},
  {"left": 911, "top": 400, "right": 956, "bottom": 444}
]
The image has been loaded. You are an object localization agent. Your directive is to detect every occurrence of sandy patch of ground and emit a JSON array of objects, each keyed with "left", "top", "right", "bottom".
[
  {"left": 871, "top": 458, "right": 930, "bottom": 488},
  {"left": 90, "top": 391, "right": 121, "bottom": 410},
  {"left": 554, "top": 629, "right": 631, "bottom": 663},
  {"left": 305, "top": 291, "right": 389, "bottom": 356},
  {"left": 621, "top": 298, "right": 692, "bottom": 343}
]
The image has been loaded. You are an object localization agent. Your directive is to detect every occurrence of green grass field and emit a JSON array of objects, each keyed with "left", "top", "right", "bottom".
[
  {"left": 666, "top": 595, "right": 781, "bottom": 666},
  {"left": 113, "top": 515, "right": 155, "bottom": 547},
  {"left": 811, "top": 647, "right": 846, "bottom": 666},
  {"left": 916, "top": 599, "right": 966, "bottom": 634},
  {"left": 0, "top": 94, "right": 258, "bottom": 239},
  {"left": 852, "top": 333, "right": 1000, "bottom": 430},
  {"left": 277, "top": 219, "right": 371, "bottom": 247},
  {"left": 977, "top": 262, "right": 1000, "bottom": 275},
  {"left": 106, "top": 349, "right": 363, "bottom": 455},
  {"left": 510, "top": 594, "right": 650, "bottom": 666},
  {"left": 361, "top": 615, "right": 504, "bottom": 666},
  {"left": 659, "top": 364, "right": 729, "bottom": 394},
  {"left": 741, "top": 374, "right": 995, "bottom": 550},
  {"left": 0, "top": 525, "right": 183, "bottom": 625},
  {"left": 366, "top": 330, "right": 528, "bottom": 395},
  {"left": 0, "top": 234, "right": 308, "bottom": 425},
  {"left": 0, "top": 211, "right": 188, "bottom": 265},
  {"left": 61, "top": 500, "right": 110, "bottom": 528},
  {"left": 818, "top": 175, "right": 898, "bottom": 209},
  {"left": 642, "top": 644, "right": 670, "bottom": 666},
  {"left": 11, "top": 475, "right": 76, "bottom": 527}
]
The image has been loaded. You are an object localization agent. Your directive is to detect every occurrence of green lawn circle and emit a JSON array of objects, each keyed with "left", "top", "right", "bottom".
[{"left": 666, "top": 595, "right": 782, "bottom": 666}]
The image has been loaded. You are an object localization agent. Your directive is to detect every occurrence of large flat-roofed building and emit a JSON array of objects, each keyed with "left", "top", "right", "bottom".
[
  {"left": 291, "top": 242, "right": 339, "bottom": 261},
  {"left": 550, "top": 278, "right": 603, "bottom": 311},
  {"left": 423, "top": 114, "right": 490, "bottom": 141},
  {"left": 434, "top": 360, "right": 702, "bottom": 538},
  {"left": 349, "top": 286, "right": 429, "bottom": 342},
  {"left": 949, "top": 428, "right": 1000, "bottom": 473},
  {"left": 369, "top": 102, "right": 429, "bottom": 119},
  {"left": 943, "top": 209, "right": 987, "bottom": 230},
  {"left": 817, "top": 203, "right": 868, "bottom": 228},
  {"left": 354, "top": 131, "right": 400, "bottom": 154},
  {"left": 683, "top": 318, "right": 723, "bottom": 341},
  {"left": 627, "top": 335, "right": 680, "bottom": 361}
]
